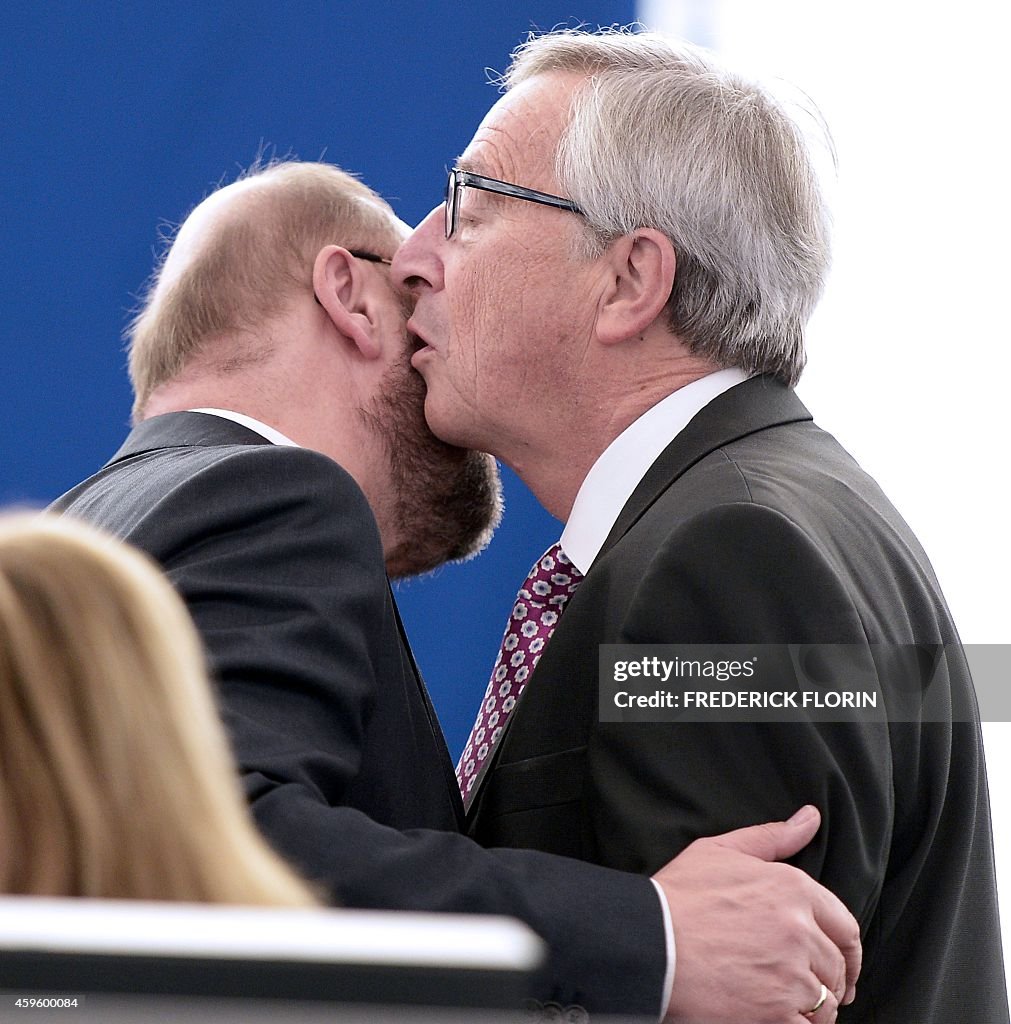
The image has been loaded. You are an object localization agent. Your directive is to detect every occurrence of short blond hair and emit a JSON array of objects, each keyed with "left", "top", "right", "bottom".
[
  {"left": 0, "top": 512, "right": 315, "bottom": 905},
  {"left": 127, "top": 160, "right": 402, "bottom": 419}
]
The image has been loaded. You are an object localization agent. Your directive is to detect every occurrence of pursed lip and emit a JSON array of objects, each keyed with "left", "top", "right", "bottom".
[{"left": 407, "top": 319, "right": 437, "bottom": 366}]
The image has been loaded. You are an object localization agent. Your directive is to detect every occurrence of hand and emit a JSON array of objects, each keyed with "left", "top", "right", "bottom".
[{"left": 654, "top": 805, "right": 861, "bottom": 1024}]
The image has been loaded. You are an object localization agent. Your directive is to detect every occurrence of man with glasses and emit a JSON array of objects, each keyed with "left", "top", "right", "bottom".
[
  {"left": 393, "top": 27, "right": 1006, "bottom": 1024},
  {"left": 54, "top": 158, "right": 862, "bottom": 1023}
]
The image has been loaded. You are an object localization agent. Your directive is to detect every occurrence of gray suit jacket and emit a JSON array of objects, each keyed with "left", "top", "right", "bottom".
[
  {"left": 469, "top": 377, "right": 1007, "bottom": 1022},
  {"left": 53, "top": 412, "right": 665, "bottom": 1017}
]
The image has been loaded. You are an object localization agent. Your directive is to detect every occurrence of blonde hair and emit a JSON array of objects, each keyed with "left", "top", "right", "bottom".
[
  {"left": 504, "top": 27, "right": 832, "bottom": 385},
  {"left": 127, "top": 160, "right": 402, "bottom": 419},
  {"left": 0, "top": 512, "right": 316, "bottom": 906}
]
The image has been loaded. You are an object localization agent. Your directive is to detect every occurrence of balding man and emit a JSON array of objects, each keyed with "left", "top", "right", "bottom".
[{"left": 54, "top": 160, "right": 860, "bottom": 1022}]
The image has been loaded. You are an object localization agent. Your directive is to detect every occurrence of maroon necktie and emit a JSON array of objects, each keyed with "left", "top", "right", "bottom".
[{"left": 457, "top": 542, "right": 583, "bottom": 807}]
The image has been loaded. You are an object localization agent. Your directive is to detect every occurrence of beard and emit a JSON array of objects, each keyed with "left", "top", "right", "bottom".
[{"left": 360, "top": 343, "right": 502, "bottom": 580}]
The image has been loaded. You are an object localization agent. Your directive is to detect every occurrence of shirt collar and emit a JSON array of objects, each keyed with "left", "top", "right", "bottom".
[
  {"left": 560, "top": 368, "right": 749, "bottom": 574},
  {"left": 188, "top": 408, "right": 300, "bottom": 448}
]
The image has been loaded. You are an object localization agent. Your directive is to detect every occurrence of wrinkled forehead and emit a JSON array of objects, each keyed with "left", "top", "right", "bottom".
[{"left": 458, "top": 73, "right": 583, "bottom": 189}]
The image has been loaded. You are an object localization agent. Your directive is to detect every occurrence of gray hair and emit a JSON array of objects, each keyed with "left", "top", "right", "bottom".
[{"left": 503, "top": 28, "right": 832, "bottom": 385}]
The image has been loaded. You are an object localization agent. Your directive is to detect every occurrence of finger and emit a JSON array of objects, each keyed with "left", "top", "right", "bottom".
[
  {"left": 804, "top": 918, "right": 848, "bottom": 1006},
  {"left": 809, "top": 886, "right": 862, "bottom": 1001},
  {"left": 805, "top": 981, "right": 839, "bottom": 1024},
  {"left": 709, "top": 804, "right": 822, "bottom": 862}
]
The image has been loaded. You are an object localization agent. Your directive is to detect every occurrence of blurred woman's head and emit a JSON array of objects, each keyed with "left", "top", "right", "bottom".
[{"left": 0, "top": 512, "right": 314, "bottom": 905}]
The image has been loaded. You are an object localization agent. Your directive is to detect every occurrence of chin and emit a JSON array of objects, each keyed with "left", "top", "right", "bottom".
[{"left": 423, "top": 399, "right": 469, "bottom": 450}]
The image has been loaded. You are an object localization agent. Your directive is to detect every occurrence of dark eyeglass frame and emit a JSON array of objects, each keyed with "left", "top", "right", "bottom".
[
  {"left": 445, "top": 168, "right": 583, "bottom": 239},
  {"left": 347, "top": 249, "right": 392, "bottom": 265}
]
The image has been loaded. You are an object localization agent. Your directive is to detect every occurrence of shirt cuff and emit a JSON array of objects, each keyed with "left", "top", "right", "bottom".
[{"left": 650, "top": 877, "right": 676, "bottom": 1020}]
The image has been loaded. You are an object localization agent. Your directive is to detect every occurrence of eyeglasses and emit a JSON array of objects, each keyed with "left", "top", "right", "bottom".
[{"left": 445, "top": 168, "right": 584, "bottom": 239}]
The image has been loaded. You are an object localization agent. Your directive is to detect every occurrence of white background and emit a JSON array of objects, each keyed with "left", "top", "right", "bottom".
[{"left": 641, "top": 0, "right": 1011, "bottom": 972}]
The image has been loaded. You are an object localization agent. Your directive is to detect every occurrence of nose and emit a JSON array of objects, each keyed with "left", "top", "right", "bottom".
[{"left": 391, "top": 205, "right": 445, "bottom": 295}]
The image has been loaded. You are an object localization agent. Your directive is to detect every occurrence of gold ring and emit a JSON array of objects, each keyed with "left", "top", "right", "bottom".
[{"left": 806, "top": 983, "right": 828, "bottom": 1015}]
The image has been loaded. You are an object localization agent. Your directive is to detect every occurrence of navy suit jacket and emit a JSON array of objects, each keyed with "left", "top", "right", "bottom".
[{"left": 53, "top": 412, "right": 664, "bottom": 1017}]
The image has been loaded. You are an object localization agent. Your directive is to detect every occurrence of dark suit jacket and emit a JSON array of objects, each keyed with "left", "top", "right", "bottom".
[
  {"left": 468, "top": 377, "right": 1007, "bottom": 1022},
  {"left": 52, "top": 412, "right": 663, "bottom": 1017}
]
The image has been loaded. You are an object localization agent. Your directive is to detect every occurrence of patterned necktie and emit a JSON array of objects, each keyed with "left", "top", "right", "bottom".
[{"left": 456, "top": 542, "right": 583, "bottom": 807}]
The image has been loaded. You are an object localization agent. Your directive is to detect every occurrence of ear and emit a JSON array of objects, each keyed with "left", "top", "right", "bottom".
[
  {"left": 311, "top": 245, "right": 383, "bottom": 361},
  {"left": 595, "top": 229, "right": 676, "bottom": 345}
]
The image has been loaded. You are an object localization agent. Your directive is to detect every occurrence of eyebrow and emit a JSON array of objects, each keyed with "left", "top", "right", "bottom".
[
  {"left": 454, "top": 156, "right": 483, "bottom": 175},
  {"left": 450, "top": 159, "right": 499, "bottom": 211}
]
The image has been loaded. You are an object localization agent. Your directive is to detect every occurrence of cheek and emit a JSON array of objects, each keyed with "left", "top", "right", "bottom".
[
  {"left": 444, "top": 232, "right": 578, "bottom": 403},
  {"left": 448, "top": 256, "right": 513, "bottom": 375}
]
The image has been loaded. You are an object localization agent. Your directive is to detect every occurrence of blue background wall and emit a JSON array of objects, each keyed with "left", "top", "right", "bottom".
[{"left": 1, "top": 2, "right": 634, "bottom": 759}]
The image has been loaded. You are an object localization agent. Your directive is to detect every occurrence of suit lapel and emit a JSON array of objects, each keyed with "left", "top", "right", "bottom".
[
  {"left": 389, "top": 586, "right": 467, "bottom": 828},
  {"left": 597, "top": 375, "right": 812, "bottom": 561}
]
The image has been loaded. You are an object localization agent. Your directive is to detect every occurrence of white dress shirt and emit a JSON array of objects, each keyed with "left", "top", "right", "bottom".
[
  {"left": 561, "top": 368, "right": 749, "bottom": 575},
  {"left": 188, "top": 408, "right": 299, "bottom": 447}
]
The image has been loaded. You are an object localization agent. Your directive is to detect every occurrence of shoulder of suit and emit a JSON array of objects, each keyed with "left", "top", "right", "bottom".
[{"left": 194, "top": 442, "right": 370, "bottom": 505}]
